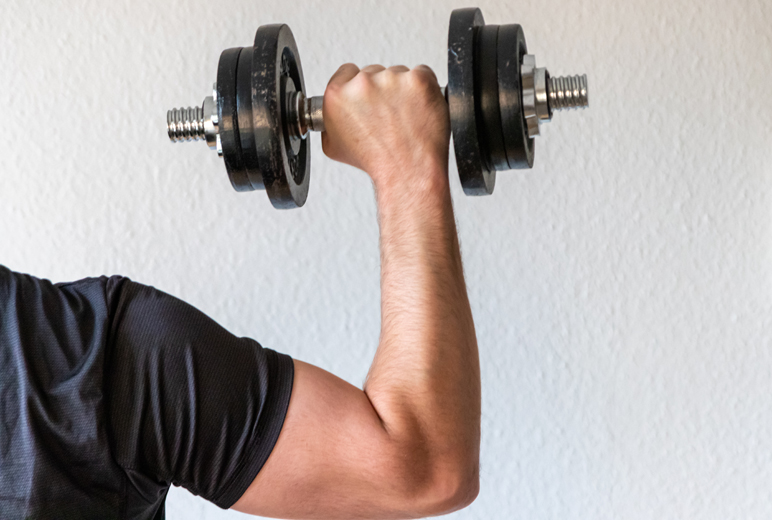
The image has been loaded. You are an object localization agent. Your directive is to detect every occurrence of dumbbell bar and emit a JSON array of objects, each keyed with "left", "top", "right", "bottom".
[{"left": 166, "top": 8, "right": 589, "bottom": 209}]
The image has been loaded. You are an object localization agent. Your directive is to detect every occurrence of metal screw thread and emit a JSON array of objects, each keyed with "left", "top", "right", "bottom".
[
  {"left": 549, "top": 75, "right": 589, "bottom": 110},
  {"left": 167, "top": 107, "right": 206, "bottom": 142}
]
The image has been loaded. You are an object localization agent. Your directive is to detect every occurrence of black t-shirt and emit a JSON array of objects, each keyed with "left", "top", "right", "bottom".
[{"left": 0, "top": 266, "right": 294, "bottom": 519}]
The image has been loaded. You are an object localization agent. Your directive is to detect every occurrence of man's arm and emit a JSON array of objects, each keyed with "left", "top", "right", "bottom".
[{"left": 233, "top": 64, "right": 480, "bottom": 519}]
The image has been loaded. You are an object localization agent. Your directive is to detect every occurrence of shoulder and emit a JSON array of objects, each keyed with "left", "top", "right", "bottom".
[
  {"left": 0, "top": 266, "right": 136, "bottom": 350},
  {"left": 0, "top": 265, "right": 137, "bottom": 517},
  {"left": 0, "top": 264, "right": 127, "bottom": 302},
  {"left": 0, "top": 266, "right": 134, "bottom": 357}
]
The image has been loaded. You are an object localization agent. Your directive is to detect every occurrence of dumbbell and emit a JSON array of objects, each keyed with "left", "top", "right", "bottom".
[{"left": 166, "top": 8, "right": 589, "bottom": 209}]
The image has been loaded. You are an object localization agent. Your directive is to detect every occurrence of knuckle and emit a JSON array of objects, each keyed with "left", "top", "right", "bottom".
[
  {"left": 380, "top": 68, "right": 398, "bottom": 82},
  {"left": 407, "top": 69, "right": 438, "bottom": 96},
  {"left": 350, "top": 72, "right": 377, "bottom": 97},
  {"left": 408, "top": 69, "right": 429, "bottom": 85},
  {"left": 339, "top": 62, "right": 358, "bottom": 74},
  {"left": 325, "top": 82, "right": 344, "bottom": 104}
]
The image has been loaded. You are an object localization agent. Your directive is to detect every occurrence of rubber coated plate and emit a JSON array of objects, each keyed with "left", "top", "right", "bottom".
[
  {"left": 217, "top": 47, "right": 252, "bottom": 191},
  {"left": 497, "top": 24, "right": 534, "bottom": 169},
  {"left": 448, "top": 8, "right": 496, "bottom": 196},
  {"left": 237, "top": 47, "right": 265, "bottom": 190},
  {"left": 251, "top": 24, "right": 310, "bottom": 209},
  {"left": 477, "top": 24, "right": 508, "bottom": 171}
]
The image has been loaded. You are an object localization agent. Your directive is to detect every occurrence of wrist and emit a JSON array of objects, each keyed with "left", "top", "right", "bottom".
[{"left": 371, "top": 157, "right": 450, "bottom": 208}]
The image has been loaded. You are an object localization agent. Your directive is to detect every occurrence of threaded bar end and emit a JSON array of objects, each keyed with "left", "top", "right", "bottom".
[
  {"left": 549, "top": 75, "right": 589, "bottom": 111},
  {"left": 167, "top": 107, "right": 206, "bottom": 142}
]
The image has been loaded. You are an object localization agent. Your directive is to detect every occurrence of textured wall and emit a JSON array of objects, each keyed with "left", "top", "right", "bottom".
[{"left": 1, "top": 0, "right": 771, "bottom": 518}]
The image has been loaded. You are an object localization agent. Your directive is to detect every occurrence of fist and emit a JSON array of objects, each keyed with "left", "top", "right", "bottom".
[{"left": 321, "top": 64, "right": 450, "bottom": 190}]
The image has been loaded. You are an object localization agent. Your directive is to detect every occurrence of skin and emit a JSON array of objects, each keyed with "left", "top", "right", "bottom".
[{"left": 232, "top": 64, "right": 481, "bottom": 519}]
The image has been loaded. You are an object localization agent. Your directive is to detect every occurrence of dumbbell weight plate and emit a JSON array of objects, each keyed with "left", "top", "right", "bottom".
[
  {"left": 217, "top": 47, "right": 252, "bottom": 192},
  {"left": 252, "top": 24, "right": 310, "bottom": 209},
  {"left": 238, "top": 46, "right": 266, "bottom": 190},
  {"left": 448, "top": 8, "right": 496, "bottom": 196},
  {"left": 497, "top": 24, "right": 534, "bottom": 169},
  {"left": 477, "top": 24, "right": 509, "bottom": 171}
]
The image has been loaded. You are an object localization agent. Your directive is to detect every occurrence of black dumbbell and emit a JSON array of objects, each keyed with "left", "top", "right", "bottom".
[{"left": 167, "top": 8, "right": 589, "bottom": 209}]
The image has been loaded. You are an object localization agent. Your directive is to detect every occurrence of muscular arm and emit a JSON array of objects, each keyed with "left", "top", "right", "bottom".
[{"left": 233, "top": 64, "right": 480, "bottom": 519}]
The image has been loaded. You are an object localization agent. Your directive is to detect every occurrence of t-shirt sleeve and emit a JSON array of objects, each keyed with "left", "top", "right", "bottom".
[{"left": 104, "top": 277, "right": 294, "bottom": 509}]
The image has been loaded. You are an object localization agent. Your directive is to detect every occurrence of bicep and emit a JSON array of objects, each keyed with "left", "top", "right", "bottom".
[{"left": 231, "top": 360, "right": 418, "bottom": 520}]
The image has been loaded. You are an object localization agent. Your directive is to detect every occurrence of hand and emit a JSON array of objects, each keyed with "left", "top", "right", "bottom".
[{"left": 321, "top": 64, "right": 450, "bottom": 191}]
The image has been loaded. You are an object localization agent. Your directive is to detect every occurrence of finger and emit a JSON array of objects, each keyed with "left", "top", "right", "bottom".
[
  {"left": 327, "top": 63, "right": 360, "bottom": 88},
  {"left": 360, "top": 64, "right": 386, "bottom": 74},
  {"left": 413, "top": 64, "right": 440, "bottom": 85},
  {"left": 387, "top": 65, "right": 410, "bottom": 73}
]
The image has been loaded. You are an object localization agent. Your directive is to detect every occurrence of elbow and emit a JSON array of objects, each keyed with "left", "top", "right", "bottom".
[
  {"left": 423, "top": 462, "right": 479, "bottom": 516},
  {"left": 397, "top": 451, "right": 480, "bottom": 517}
]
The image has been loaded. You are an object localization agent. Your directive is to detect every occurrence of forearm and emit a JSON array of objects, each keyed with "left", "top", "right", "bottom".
[{"left": 364, "top": 160, "right": 480, "bottom": 490}]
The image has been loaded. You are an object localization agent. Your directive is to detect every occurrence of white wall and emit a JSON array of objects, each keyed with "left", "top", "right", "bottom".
[{"left": 1, "top": 0, "right": 771, "bottom": 518}]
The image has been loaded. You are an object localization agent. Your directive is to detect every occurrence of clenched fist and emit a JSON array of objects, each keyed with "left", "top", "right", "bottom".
[{"left": 321, "top": 64, "right": 450, "bottom": 193}]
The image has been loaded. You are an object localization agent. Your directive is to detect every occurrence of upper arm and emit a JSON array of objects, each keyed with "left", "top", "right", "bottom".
[
  {"left": 106, "top": 280, "right": 294, "bottom": 509},
  {"left": 231, "top": 360, "right": 451, "bottom": 520}
]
